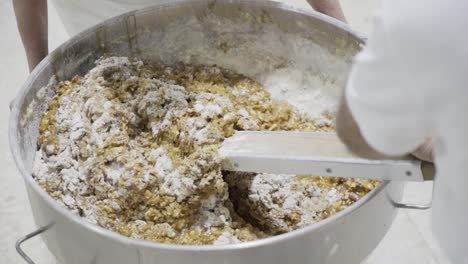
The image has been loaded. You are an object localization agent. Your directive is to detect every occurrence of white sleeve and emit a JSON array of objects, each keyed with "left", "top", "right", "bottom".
[{"left": 344, "top": 0, "right": 451, "bottom": 156}]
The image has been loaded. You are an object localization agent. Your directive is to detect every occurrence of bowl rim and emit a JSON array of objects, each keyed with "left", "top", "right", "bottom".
[{"left": 9, "top": 0, "right": 381, "bottom": 252}]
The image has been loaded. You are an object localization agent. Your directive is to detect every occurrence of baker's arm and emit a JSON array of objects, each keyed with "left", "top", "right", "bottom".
[
  {"left": 336, "top": 98, "right": 388, "bottom": 160},
  {"left": 307, "top": 0, "right": 346, "bottom": 22},
  {"left": 13, "top": 0, "right": 48, "bottom": 72},
  {"left": 335, "top": 5, "right": 434, "bottom": 162},
  {"left": 337, "top": 92, "right": 434, "bottom": 162}
]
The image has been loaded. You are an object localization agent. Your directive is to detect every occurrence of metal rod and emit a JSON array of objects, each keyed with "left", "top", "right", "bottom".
[{"left": 16, "top": 224, "right": 53, "bottom": 264}]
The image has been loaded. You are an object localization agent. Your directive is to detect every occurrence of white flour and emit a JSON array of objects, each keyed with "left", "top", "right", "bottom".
[
  {"left": 213, "top": 231, "right": 242, "bottom": 245},
  {"left": 32, "top": 57, "right": 261, "bottom": 243},
  {"left": 225, "top": 173, "right": 341, "bottom": 234},
  {"left": 32, "top": 56, "right": 375, "bottom": 245},
  {"left": 259, "top": 68, "right": 338, "bottom": 126}
]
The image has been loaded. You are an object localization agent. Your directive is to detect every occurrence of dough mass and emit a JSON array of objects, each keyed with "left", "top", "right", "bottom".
[{"left": 33, "top": 57, "right": 378, "bottom": 245}]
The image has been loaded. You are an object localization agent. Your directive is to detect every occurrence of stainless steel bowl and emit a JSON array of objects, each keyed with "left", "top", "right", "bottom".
[{"left": 9, "top": 1, "right": 405, "bottom": 263}]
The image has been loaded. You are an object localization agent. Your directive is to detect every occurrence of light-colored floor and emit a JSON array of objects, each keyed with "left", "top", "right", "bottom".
[{"left": 0, "top": 0, "right": 451, "bottom": 263}]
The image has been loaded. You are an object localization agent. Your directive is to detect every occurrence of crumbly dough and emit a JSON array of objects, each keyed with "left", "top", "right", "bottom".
[{"left": 33, "top": 57, "right": 378, "bottom": 245}]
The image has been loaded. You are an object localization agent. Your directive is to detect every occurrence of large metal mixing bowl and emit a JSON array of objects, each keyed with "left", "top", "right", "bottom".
[{"left": 9, "top": 1, "right": 406, "bottom": 263}]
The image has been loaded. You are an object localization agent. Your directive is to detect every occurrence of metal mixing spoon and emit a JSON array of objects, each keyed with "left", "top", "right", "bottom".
[{"left": 219, "top": 131, "right": 434, "bottom": 181}]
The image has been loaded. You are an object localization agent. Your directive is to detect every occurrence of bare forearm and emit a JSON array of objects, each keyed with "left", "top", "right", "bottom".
[
  {"left": 307, "top": 0, "right": 346, "bottom": 22},
  {"left": 13, "top": 0, "right": 48, "bottom": 72}
]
